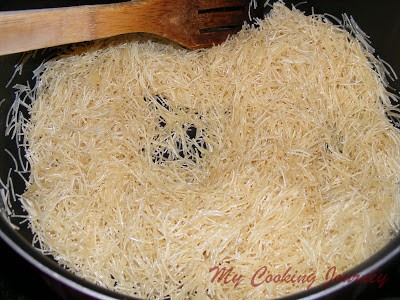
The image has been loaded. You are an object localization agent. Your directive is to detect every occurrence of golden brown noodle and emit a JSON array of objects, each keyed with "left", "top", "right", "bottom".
[{"left": 18, "top": 3, "right": 400, "bottom": 299}]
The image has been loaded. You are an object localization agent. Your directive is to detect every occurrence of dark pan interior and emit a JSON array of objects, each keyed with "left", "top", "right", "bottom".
[{"left": 0, "top": 0, "right": 400, "bottom": 299}]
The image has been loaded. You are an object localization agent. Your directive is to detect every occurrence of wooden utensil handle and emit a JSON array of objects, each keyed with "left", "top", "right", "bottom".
[{"left": 0, "top": 1, "right": 155, "bottom": 56}]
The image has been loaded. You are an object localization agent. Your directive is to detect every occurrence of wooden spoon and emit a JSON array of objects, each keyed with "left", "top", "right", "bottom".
[{"left": 0, "top": 0, "right": 261, "bottom": 55}]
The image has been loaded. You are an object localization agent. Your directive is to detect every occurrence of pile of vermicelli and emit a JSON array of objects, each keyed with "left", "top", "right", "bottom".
[{"left": 16, "top": 2, "right": 400, "bottom": 299}]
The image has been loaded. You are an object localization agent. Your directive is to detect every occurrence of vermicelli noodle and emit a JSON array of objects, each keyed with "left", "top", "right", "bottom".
[{"left": 8, "top": 2, "right": 400, "bottom": 299}]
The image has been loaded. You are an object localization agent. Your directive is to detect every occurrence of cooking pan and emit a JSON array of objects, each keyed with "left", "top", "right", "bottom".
[{"left": 0, "top": 0, "right": 399, "bottom": 299}]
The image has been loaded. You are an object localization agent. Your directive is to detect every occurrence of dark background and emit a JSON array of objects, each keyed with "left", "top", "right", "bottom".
[{"left": 1, "top": 0, "right": 400, "bottom": 299}]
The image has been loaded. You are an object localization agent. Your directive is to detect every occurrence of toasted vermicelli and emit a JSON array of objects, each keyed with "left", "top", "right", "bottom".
[{"left": 7, "top": 2, "right": 400, "bottom": 299}]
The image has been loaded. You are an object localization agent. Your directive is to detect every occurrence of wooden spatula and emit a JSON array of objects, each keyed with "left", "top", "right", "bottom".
[{"left": 0, "top": 0, "right": 261, "bottom": 55}]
